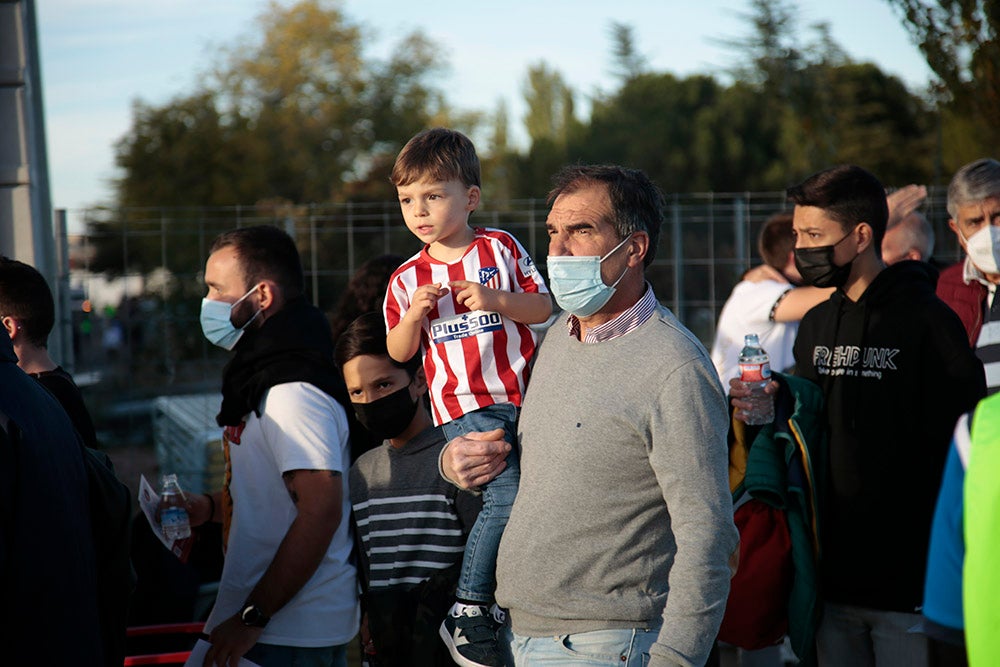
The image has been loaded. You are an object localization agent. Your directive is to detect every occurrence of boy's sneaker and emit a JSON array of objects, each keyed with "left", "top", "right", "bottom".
[
  {"left": 488, "top": 603, "right": 507, "bottom": 628},
  {"left": 439, "top": 603, "right": 504, "bottom": 667}
]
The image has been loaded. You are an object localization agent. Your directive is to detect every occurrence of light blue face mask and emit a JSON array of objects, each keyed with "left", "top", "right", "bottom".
[
  {"left": 546, "top": 236, "right": 631, "bottom": 317},
  {"left": 199, "top": 285, "right": 262, "bottom": 351}
]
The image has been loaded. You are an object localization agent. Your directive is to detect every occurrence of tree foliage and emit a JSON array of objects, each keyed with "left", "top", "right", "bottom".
[
  {"left": 608, "top": 22, "right": 647, "bottom": 83},
  {"left": 522, "top": 62, "right": 577, "bottom": 147},
  {"left": 884, "top": 0, "right": 1000, "bottom": 164},
  {"left": 106, "top": 0, "right": 953, "bottom": 265},
  {"left": 113, "top": 0, "right": 448, "bottom": 214}
]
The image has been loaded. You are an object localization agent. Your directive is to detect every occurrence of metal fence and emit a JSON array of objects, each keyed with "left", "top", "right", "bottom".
[{"left": 63, "top": 189, "right": 961, "bottom": 445}]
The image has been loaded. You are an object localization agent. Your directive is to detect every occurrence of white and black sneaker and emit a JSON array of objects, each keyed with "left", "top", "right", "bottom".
[{"left": 439, "top": 603, "right": 504, "bottom": 667}]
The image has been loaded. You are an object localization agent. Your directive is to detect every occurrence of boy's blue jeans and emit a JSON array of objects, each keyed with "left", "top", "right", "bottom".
[{"left": 441, "top": 402, "right": 520, "bottom": 605}]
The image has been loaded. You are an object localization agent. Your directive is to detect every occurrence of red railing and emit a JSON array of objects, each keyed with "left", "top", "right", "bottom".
[{"left": 124, "top": 622, "right": 205, "bottom": 667}]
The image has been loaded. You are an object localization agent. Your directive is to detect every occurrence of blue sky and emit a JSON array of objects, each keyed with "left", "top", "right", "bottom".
[{"left": 37, "top": 0, "right": 934, "bottom": 227}]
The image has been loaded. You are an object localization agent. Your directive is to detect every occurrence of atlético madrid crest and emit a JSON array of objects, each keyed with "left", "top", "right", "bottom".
[{"left": 478, "top": 266, "right": 500, "bottom": 289}]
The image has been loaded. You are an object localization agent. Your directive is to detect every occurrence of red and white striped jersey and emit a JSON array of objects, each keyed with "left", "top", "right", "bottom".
[{"left": 384, "top": 227, "right": 549, "bottom": 426}]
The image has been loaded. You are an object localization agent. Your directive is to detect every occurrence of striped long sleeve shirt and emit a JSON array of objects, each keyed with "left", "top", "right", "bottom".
[{"left": 349, "top": 426, "right": 481, "bottom": 591}]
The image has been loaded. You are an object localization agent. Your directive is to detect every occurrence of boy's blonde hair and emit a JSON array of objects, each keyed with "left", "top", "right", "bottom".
[{"left": 390, "top": 128, "right": 481, "bottom": 188}]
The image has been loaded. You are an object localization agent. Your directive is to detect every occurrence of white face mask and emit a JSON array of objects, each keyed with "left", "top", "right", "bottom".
[
  {"left": 962, "top": 225, "right": 1000, "bottom": 275},
  {"left": 546, "top": 236, "right": 631, "bottom": 318},
  {"left": 199, "top": 285, "right": 262, "bottom": 351}
]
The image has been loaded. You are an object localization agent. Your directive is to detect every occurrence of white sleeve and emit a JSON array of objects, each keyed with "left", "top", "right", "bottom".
[{"left": 259, "top": 382, "right": 350, "bottom": 475}]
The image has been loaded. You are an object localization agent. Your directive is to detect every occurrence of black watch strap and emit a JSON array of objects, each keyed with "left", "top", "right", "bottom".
[{"left": 239, "top": 603, "right": 270, "bottom": 628}]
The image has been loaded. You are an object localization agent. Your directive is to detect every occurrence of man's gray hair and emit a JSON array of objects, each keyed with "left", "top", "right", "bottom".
[{"left": 947, "top": 158, "right": 1000, "bottom": 218}]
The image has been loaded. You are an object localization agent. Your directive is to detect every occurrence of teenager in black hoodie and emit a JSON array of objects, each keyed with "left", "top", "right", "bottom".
[{"left": 784, "top": 165, "right": 985, "bottom": 666}]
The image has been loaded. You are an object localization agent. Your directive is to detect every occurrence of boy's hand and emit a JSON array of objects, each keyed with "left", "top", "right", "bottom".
[
  {"left": 449, "top": 280, "right": 498, "bottom": 312},
  {"left": 404, "top": 283, "right": 448, "bottom": 321}
]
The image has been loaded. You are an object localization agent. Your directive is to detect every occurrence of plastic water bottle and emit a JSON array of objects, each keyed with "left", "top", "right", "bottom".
[
  {"left": 160, "top": 473, "right": 191, "bottom": 541},
  {"left": 738, "top": 333, "right": 775, "bottom": 426},
  {"left": 361, "top": 638, "right": 380, "bottom": 667}
]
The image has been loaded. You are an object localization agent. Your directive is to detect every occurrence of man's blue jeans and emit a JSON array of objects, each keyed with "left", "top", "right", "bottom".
[
  {"left": 504, "top": 624, "right": 661, "bottom": 666},
  {"left": 441, "top": 402, "right": 520, "bottom": 604}
]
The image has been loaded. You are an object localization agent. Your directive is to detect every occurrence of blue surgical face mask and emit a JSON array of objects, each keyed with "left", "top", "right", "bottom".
[
  {"left": 546, "top": 236, "right": 631, "bottom": 318},
  {"left": 200, "top": 285, "right": 262, "bottom": 351}
]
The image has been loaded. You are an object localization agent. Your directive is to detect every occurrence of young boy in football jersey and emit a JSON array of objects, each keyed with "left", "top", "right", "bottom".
[{"left": 384, "top": 127, "right": 551, "bottom": 667}]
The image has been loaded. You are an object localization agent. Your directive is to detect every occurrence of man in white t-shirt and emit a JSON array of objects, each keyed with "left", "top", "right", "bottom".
[
  {"left": 711, "top": 211, "right": 833, "bottom": 385},
  {"left": 185, "top": 225, "right": 359, "bottom": 667}
]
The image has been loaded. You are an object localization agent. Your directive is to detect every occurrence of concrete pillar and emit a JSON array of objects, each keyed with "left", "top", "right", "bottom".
[{"left": 0, "top": 0, "right": 64, "bottom": 359}]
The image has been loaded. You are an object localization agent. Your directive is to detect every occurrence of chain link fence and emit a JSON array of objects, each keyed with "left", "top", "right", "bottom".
[{"left": 62, "top": 189, "right": 961, "bottom": 446}]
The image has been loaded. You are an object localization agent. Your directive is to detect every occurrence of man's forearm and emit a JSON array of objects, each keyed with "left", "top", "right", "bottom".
[{"left": 244, "top": 508, "right": 340, "bottom": 617}]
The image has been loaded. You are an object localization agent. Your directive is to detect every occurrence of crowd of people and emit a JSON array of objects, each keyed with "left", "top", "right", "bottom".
[{"left": 3, "top": 126, "right": 999, "bottom": 667}]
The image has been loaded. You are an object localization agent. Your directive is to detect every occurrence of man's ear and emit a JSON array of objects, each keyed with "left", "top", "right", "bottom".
[
  {"left": 627, "top": 231, "right": 650, "bottom": 267},
  {"left": 855, "top": 223, "right": 874, "bottom": 253},
  {"left": 1, "top": 316, "right": 17, "bottom": 341},
  {"left": 256, "top": 280, "right": 277, "bottom": 312}
]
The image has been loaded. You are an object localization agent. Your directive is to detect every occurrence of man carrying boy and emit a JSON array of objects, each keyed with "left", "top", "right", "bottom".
[
  {"left": 336, "top": 312, "right": 482, "bottom": 666},
  {"left": 383, "top": 128, "right": 552, "bottom": 667},
  {"left": 441, "top": 164, "right": 737, "bottom": 667}
]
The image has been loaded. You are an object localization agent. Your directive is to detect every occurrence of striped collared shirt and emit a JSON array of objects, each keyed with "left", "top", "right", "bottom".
[
  {"left": 963, "top": 258, "right": 1000, "bottom": 394},
  {"left": 566, "top": 283, "right": 658, "bottom": 343}
]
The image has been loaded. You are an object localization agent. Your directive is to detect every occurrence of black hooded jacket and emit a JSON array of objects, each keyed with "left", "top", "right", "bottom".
[{"left": 793, "top": 260, "right": 986, "bottom": 613}]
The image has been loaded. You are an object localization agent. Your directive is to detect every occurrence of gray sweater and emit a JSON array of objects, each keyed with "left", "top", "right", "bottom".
[{"left": 495, "top": 305, "right": 738, "bottom": 667}]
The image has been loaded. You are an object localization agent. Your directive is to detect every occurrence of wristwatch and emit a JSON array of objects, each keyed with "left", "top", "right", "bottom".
[{"left": 239, "top": 602, "right": 270, "bottom": 628}]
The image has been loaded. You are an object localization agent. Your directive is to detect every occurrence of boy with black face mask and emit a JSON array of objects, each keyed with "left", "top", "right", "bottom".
[
  {"left": 335, "top": 312, "right": 482, "bottom": 667},
  {"left": 746, "top": 165, "right": 985, "bottom": 667}
]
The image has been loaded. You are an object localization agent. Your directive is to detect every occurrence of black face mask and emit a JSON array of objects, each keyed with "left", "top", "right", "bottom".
[
  {"left": 793, "top": 227, "right": 859, "bottom": 288},
  {"left": 352, "top": 383, "right": 418, "bottom": 441}
]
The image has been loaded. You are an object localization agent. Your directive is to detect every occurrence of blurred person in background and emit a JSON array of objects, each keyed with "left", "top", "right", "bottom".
[
  {"left": 0, "top": 256, "right": 99, "bottom": 449},
  {"left": 882, "top": 184, "right": 934, "bottom": 265},
  {"left": 329, "top": 253, "right": 405, "bottom": 461},
  {"left": 711, "top": 211, "right": 833, "bottom": 385},
  {"left": 328, "top": 254, "right": 405, "bottom": 347},
  {"left": 935, "top": 158, "right": 1000, "bottom": 394}
]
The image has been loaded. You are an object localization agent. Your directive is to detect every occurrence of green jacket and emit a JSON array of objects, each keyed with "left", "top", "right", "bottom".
[
  {"left": 966, "top": 394, "right": 1000, "bottom": 666},
  {"left": 729, "top": 372, "right": 827, "bottom": 666}
]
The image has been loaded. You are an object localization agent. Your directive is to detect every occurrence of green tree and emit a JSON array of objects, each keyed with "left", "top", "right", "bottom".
[
  {"left": 481, "top": 100, "right": 517, "bottom": 206},
  {"left": 571, "top": 73, "right": 724, "bottom": 191},
  {"left": 884, "top": 0, "right": 1000, "bottom": 166},
  {"left": 113, "top": 93, "right": 265, "bottom": 208},
  {"left": 103, "top": 0, "right": 451, "bottom": 278},
  {"left": 112, "top": 0, "right": 449, "bottom": 213},
  {"left": 716, "top": 0, "right": 935, "bottom": 185},
  {"left": 820, "top": 63, "right": 935, "bottom": 183},
  {"left": 522, "top": 62, "right": 577, "bottom": 147},
  {"left": 608, "top": 22, "right": 647, "bottom": 83}
]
